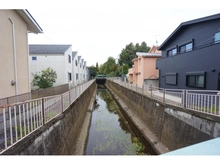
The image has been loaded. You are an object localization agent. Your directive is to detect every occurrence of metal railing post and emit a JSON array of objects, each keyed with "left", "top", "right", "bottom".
[
  {"left": 163, "top": 89, "right": 165, "bottom": 103},
  {"left": 61, "top": 94, "right": 64, "bottom": 112},
  {"left": 150, "top": 85, "right": 152, "bottom": 98},
  {"left": 69, "top": 90, "right": 71, "bottom": 106},
  {"left": 183, "top": 90, "right": 186, "bottom": 108},
  {"left": 42, "top": 98, "right": 45, "bottom": 125},
  {"left": 3, "top": 107, "right": 7, "bottom": 149}
]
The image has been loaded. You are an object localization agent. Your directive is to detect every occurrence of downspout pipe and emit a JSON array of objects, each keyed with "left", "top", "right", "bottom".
[{"left": 8, "top": 18, "right": 18, "bottom": 101}]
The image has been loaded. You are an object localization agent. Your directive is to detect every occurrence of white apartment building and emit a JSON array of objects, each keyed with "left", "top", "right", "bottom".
[
  {"left": 29, "top": 45, "right": 88, "bottom": 89},
  {"left": 29, "top": 44, "right": 73, "bottom": 89},
  {"left": 72, "top": 52, "right": 88, "bottom": 86}
]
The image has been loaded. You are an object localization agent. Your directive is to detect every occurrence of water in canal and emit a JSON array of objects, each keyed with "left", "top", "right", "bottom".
[{"left": 85, "top": 85, "right": 151, "bottom": 155}]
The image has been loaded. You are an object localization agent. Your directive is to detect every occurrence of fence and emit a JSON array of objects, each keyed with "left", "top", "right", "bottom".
[
  {"left": 31, "top": 83, "right": 69, "bottom": 99},
  {"left": 0, "top": 84, "right": 70, "bottom": 107},
  {"left": 0, "top": 80, "right": 95, "bottom": 153},
  {"left": 108, "top": 77, "right": 220, "bottom": 117}
]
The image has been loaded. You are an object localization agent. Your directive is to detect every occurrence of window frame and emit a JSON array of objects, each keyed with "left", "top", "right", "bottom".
[
  {"left": 68, "top": 72, "right": 72, "bottom": 82},
  {"left": 186, "top": 72, "right": 206, "bottom": 88},
  {"left": 165, "top": 73, "right": 177, "bottom": 85},
  {"left": 214, "top": 32, "right": 220, "bottom": 44},
  {"left": 167, "top": 47, "right": 177, "bottom": 57},
  {"left": 68, "top": 55, "right": 71, "bottom": 63},
  {"left": 32, "top": 56, "right": 37, "bottom": 61},
  {"left": 75, "top": 60, "right": 78, "bottom": 66},
  {"left": 179, "top": 40, "right": 193, "bottom": 54}
]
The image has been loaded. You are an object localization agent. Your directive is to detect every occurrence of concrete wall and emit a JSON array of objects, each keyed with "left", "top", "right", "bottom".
[
  {"left": 2, "top": 81, "right": 96, "bottom": 155},
  {"left": 106, "top": 80, "right": 220, "bottom": 154},
  {"left": 144, "top": 79, "right": 159, "bottom": 87}
]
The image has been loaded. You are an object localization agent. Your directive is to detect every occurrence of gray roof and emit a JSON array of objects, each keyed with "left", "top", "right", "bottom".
[
  {"left": 72, "top": 51, "right": 78, "bottom": 59},
  {"left": 159, "top": 13, "right": 220, "bottom": 50},
  {"left": 136, "top": 52, "right": 161, "bottom": 57},
  {"left": 78, "top": 56, "right": 81, "bottom": 61},
  {"left": 29, "top": 44, "right": 72, "bottom": 54}
]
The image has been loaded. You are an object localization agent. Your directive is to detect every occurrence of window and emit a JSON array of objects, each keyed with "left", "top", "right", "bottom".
[
  {"left": 186, "top": 72, "right": 205, "bottom": 88},
  {"left": 76, "top": 73, "right": 78, "bottom": 80},
  {"left": 214, "top": 32, "right": 220, "bottom": 43},
  {"left": 75, "top": 60, "right": 78, "bottom": 66},
  {"left": 179, "top": 42, "right": 193, "bottom": 53},
  {"left": 165, "top": 73, "right": 177, "bottom": 85},
  {"left": 68, "top": 55, "right": 71, "bottom": 63},
  {"left": 186, "top": 43, "right": 193, "bottom": 51},
  {"left": 167, "top": 48, "right": 177, "bottom": 57},
  {"left": 68, "top": 72, "right": 72, "bottom": 81},
  {"left": 32, "top": 56, "right": 37, "bottom": 61}
]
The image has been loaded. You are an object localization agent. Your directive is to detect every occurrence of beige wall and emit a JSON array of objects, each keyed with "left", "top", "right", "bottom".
[
  {"left": 131, "top": 55, "right": 160, "bottom": 87},
  {"left": 128, "top": 68, "right": 134, "bottom": 83},
  {"left": 0, "top": 10, "right": 29, "bottom": 99},
  {"left": 143, "top": 57, "right": 159, "bottom": 79}
]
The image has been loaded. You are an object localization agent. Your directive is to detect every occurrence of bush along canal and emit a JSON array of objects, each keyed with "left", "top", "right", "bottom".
[{"left": 85, "top": 85, "right": 156, "bottom": 155}]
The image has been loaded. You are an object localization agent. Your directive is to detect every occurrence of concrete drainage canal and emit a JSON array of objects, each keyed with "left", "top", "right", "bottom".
[{"left": 85, "top": 85, "right": 157, "bottom": 155}]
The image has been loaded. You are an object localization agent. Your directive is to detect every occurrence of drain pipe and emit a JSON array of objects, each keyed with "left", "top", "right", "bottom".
[{"left": 8, "top": 18, "right": 18, "bottom": 101}]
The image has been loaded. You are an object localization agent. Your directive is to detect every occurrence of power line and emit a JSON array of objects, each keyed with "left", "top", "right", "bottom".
[{"left": 42, "top": 33, "right": 67, "bottom": 54}]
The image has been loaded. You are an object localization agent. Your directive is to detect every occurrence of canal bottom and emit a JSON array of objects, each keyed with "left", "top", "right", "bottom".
[{"left": 85, "top": 85, "right": 156, "bottom": 155}]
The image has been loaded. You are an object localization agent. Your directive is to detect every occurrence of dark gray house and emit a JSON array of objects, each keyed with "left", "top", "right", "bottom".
[{"left": 156, "top": 13, "right": 220, "bottom": 90}]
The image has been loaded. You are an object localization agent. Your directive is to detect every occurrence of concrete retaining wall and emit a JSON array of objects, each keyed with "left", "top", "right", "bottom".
[
  {"left": 106, "top": 80, "right": 220, "bottom": 154},
  {"left": 144, "top": 79, "right": 159, "bottom": 87},
  {"left": 2, "top": 82, "right": 96, "bottom": 155}
]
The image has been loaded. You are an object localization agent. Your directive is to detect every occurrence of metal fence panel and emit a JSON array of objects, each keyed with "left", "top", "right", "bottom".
[
  {"left": 108, "top": 77, "right": 220, "bottom": 117},
  {"left": 0, "top": 80, "right": 94, "bottom": 153}
]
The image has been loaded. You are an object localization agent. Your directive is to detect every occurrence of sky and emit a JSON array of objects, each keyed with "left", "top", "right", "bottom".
[{"left": 5, "top": 0, "right": 220, "bottom": 66}]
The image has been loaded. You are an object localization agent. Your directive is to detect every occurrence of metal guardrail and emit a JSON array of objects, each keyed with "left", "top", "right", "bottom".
[
  {"left": 0, "top": 80, "right": 95, "bottom": 154},
  {"left": 108, "top": 77, "right": 220, "bottom": 117}
]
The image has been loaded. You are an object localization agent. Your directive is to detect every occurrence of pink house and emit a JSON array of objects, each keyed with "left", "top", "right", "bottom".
[{"left": 128, "top": 45, "right": 161, "bottom": 87}]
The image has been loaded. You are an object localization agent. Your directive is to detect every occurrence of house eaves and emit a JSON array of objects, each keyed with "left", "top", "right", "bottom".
[
  {"left": 158, "top": 13, "right": 220, "bottom": 50},
  {"left": 16, "top": 9, "right": 43, "bottom": 34}
]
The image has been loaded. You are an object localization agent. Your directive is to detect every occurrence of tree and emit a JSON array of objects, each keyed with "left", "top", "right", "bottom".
[
  {"left": 96, "top": 62, "right": 99, "bottom": 72},
  {"left": 98, "top": 57, "right": 118, "bottom": 76},
  {"left": 118, "top": 43, "right": 136, "bottom": 68},
  {"left": 139, "top": 41, "right": 150, "bottom": 52},
  {"left": 32, "top": 67, "right": 57, "bottom": 89},
  {"left": 88, "top": 65, "right": 97, "bottom": 79},
  {"left": 118, "top": 42, "right": 151, "bottom": 68}
]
